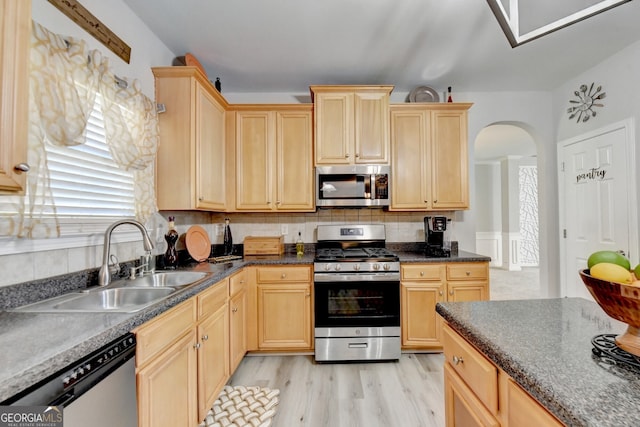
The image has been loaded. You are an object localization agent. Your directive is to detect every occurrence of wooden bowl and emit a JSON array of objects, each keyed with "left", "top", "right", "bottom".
[{"left": 579, "top": 269, "right": 640, "bottom": 356}]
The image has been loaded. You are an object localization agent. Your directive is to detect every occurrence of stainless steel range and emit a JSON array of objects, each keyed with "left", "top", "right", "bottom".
[{"left": 314, "top": 224, "right": 400, "bottom": 362}]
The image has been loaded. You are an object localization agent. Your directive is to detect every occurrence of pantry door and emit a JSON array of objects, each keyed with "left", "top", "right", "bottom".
[{"left": 558, "top": 119, "right": 637, "bottom": 299}]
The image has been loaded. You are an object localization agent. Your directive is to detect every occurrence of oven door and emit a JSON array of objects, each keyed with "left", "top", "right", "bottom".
[{"left": 314, "top": 273, "right": 400, "bottom": 328}]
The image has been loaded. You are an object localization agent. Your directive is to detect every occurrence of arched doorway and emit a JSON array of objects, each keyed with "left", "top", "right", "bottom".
[{"left": 473, "top": 122, "right": 540, "bottom": 299}]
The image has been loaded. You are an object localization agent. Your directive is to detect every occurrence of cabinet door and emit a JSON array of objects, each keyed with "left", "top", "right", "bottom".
[
  {"left": 229, "top": 288, "right": 247, "bottom": 372},
  {"left": 354, "top": 91, "right": 390, "bottom": 164},
  {"left": 390, "top": 108, "right": 429, "bottom": 210},
  {"left": 196, "top": 85, "right": 226, "bottom": 209},
  {"left": 504, "top": 378, "right": 564, "bottom": 427},
  {"left": 314, "top": 92, "right": 353, "bottom": 165},
  {"left": 0, "top": 0, "right": 30, "bottom": 194},
  {"left": 430, "top": 110, "right": 469, "bottom": 209},
  {"left": 257, "top": 283, "right": 312, "bottom": 349},
  {"left": 444, "top": 363, "right": 500, "bottom": 427},
  {"left": 197, "top": 303, "right": 229, "bottom": 421},
  {"left": 448, "top": 282, "right": 488, "bottom": 302},
  {"left": 276, "top": 110, "right": 314, "bottom": 210},
  {"left": 137, "top": 330, "right": 198, "bottom": 427},
  {"left": 236, "top": 111, "right": 274, "bottom": 210},
  {"left": 401, "top": 282, "right": 445, "bottom": 348}
]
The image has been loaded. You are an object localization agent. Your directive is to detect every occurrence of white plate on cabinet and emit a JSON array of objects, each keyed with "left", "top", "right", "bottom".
[{"left": 409, "top": 86, "right": 439, "bottom": 103}]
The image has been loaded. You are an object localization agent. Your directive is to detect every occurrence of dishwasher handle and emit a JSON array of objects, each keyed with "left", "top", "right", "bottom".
[{"left": 50, "top": 391, "right": 76, "bottom": 408}]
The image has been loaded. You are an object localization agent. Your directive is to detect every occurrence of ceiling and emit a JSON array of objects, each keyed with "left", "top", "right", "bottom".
[{"left": 123, "top": 0, "right": 640, "bottom": 96}]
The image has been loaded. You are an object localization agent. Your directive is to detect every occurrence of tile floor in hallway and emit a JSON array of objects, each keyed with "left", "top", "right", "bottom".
[{"left": 489, "top": 266, "right": 541, "bottom": 300}]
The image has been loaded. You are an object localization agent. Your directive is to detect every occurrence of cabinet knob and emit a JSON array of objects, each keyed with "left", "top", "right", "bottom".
[
  {"left": 466, "top": 271, "right": 471, "bottom": 276},
  {"left": 439, "top": 290, "right": 443, "bottom": 296},
  {"left": 276, "top": 200, "right": 281, "bottom": 205},
  {"left": 434, "top": 200, "right": 438, "bottom": 203},
  {"left": 345, "top": 153, "right": 350, "bottom": 158},
  {"left": 281, "top": 273, "right": 286, "bottom": 279},
  {"left": 201, "top": 334, "right": 209, "bottom": 341},
  {"left": 14, "top": 163, "right": 30, "bottom": 173},
  {"left": 449, "top": 290, "right": 454, "bottom": 296},
  {"left": 232, "top": 307, "right": 238, "bottom": 313},
  {"left": 193, "top": 343, "right": 201, "bottom": 349},
  {"left": 240, "top": 280, "right": 245, "bottom": 284},
  {"left": 355, "top": 153, "right": 360, "bottom": 158},
  {"left": 198, "top": 196, "right": 203, "bottom": 201},
  {"left": 420, "top": 271, "right": 424, "bottom": 276},
  {"left": 452, "top": 355, "right": 464, "bottom": 365}
]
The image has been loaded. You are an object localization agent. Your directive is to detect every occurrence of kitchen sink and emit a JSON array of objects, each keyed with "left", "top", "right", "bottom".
[
  {"left": 10, "top": 287, "right": 176, "bottom": 313},
  {"left": 9, "top": 270, "right": 212, "bottom": 313},
  {"left": 56, "top": 288, "right": 175, "bottom": 311},
  {"left": 113, "top": 271, "right": 209, "bottom": 288}
]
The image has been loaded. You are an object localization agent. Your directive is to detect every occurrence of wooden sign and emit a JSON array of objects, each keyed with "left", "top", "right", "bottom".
[{"left": 47, "top": 0, "right": 131, "bottom": 63}]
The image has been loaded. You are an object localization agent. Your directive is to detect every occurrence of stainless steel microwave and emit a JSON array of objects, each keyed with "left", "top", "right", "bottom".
[{"left": 316, "top": 165, "right": 390, "bottom": 207}]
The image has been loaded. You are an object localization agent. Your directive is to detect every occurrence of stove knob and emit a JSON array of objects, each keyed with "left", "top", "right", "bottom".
[
  {"left": 383, "top": 264, "right": 390, "bottom": 271},
  {"left": 324, "top": 264, "right": 330, "bottom": 271},
  {"left": 353, "top": 264, "right": 360, "bottom": 271},
  {"left": 373, "top": 264, "right": 380, "bottom": 271},
  {"left": 335, "top": 264, "right": 341, "bottom": 271}
]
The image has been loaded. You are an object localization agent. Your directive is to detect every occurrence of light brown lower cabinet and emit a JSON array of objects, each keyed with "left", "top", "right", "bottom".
[
  {"left": 443, "top": 323, "right": 564, "bottom": 427},
  {"left": 229, "top": 269, "right": 248, "bottom": 372},
  {"left": 134, "top": 278, "right": 231, "bottom": 427},
  {"left": 256, "top": 266, "right": 313, "bottom": 350},
  {"left": 401, "top": 262, "right": 489, "bottom": 350}
]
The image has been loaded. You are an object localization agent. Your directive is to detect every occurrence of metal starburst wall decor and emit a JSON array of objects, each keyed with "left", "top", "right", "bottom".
[{"left": 567, "top": 83, "right": 606, "bottom": 123}]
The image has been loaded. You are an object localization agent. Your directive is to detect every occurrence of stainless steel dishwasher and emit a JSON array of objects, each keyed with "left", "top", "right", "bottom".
[{"left": 1, "top": 333, "right": 138, "bottom": 427}]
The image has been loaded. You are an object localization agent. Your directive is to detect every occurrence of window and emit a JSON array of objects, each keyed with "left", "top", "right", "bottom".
[
  {"left": 0, "top": 96, "right": 139, "bottom": 254},
  {"left": 44, "top": 96, "right": 136, "bottom": 218}
]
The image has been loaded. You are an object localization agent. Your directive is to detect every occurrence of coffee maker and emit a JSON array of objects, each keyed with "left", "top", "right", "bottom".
[{"left": 425, "top": 216, "right": 450, "bottom": 257}]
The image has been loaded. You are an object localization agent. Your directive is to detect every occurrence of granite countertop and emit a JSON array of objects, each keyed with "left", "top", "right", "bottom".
[
  {"left": 436, "top": 298, "right": 639, "bottom": 427},
  {"left": 0, "top": 248, "right": 487, "bottom": 402},
  {"left": 0, "top": 254, "right": 313, "bottom": 402}
]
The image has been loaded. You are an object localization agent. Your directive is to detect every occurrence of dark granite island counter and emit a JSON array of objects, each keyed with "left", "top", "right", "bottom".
[{"left": 436, "top": 298, "right": 640, "bottom": 427}]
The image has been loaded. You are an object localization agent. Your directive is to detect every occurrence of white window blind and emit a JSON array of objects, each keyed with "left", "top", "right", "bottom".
[
  {"left": 45, "top": 97, "right": 136, "bottom": 217},
  {"left": 0, "top": 96, "right": 136, "bottom": 222}
]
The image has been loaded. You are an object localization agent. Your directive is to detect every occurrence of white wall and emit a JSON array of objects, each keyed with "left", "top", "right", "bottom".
[
  {"left": 32, "top": 0, "right": 175, "bottom": 98},
  {"left": 553, "top": 39, "right": 640, "bottom": 265}
]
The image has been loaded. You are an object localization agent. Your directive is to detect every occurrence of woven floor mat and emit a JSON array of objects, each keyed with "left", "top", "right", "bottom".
[{"left": 200, "top": 385, "right": 280, "bottom": 427}]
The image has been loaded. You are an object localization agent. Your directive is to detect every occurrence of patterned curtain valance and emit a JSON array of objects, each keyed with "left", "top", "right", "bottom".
[{"left": 1, "top": 21, "right": 159, "bottom": 238}]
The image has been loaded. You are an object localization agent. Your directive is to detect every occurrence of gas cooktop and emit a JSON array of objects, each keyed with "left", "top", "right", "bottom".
[{"left": 314, "top": 247, "right": 399, "bottom": 263}]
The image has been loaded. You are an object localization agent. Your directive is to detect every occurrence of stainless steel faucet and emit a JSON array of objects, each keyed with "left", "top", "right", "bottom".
[{"left": 99, "top": 219, "right": 154, "bottom": 287}]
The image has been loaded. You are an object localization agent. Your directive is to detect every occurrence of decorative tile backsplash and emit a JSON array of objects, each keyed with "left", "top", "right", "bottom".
[{"left": 0, "top": 210, "right": 450, "bottom": 288}]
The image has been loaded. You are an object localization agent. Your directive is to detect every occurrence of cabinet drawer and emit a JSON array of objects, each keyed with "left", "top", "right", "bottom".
[
  {"left": 198, "top": 279, "right": 229, "bottom": 318},
  {"left": 401, "top": 264, "right": 443, "bottom": 280},
  {"left": 135, "top": 297, "right": 197, "bottom": 367},
  {"left": 257, "top": 266, "right": 311, "bottom": 283},
  {"left": 447, "top": 263, "right": 488, "bottom": 281},
  {"left": 442, "top": 323, "right": 498, "bottom": 414},
  {"left": 229, "top": 270, "right": 248, "bottom": 296}
]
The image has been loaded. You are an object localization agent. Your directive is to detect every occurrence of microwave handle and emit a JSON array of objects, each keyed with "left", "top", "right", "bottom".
[{"left": 370, "top": 175, "right": 375, "bottom": 200}]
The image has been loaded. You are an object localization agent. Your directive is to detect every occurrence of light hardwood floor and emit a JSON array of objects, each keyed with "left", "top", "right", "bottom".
[{"left": 228, "top": 353, "right": 445, "bottom": 427}]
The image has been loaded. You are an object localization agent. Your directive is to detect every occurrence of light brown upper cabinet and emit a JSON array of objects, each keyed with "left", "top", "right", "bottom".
[
  {"left": 0, "top": 1, "right": 30, "bottom": 195},
  {"left": 230, "top": 105, "right": 314, "bottom": 211},
  {"left": 390, "top": 103, "right": 472, "bottom": 210},
  {"left": 311, "top": 85, "right": 393, "bottom": 165},
  {"left": 153, "top": 67, "right": 229, "bottom": 211}
]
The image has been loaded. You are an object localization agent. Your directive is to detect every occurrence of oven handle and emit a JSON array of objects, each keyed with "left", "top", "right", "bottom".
[{"left": 314, "top": 273, "right": 400, "bottom": 282}]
